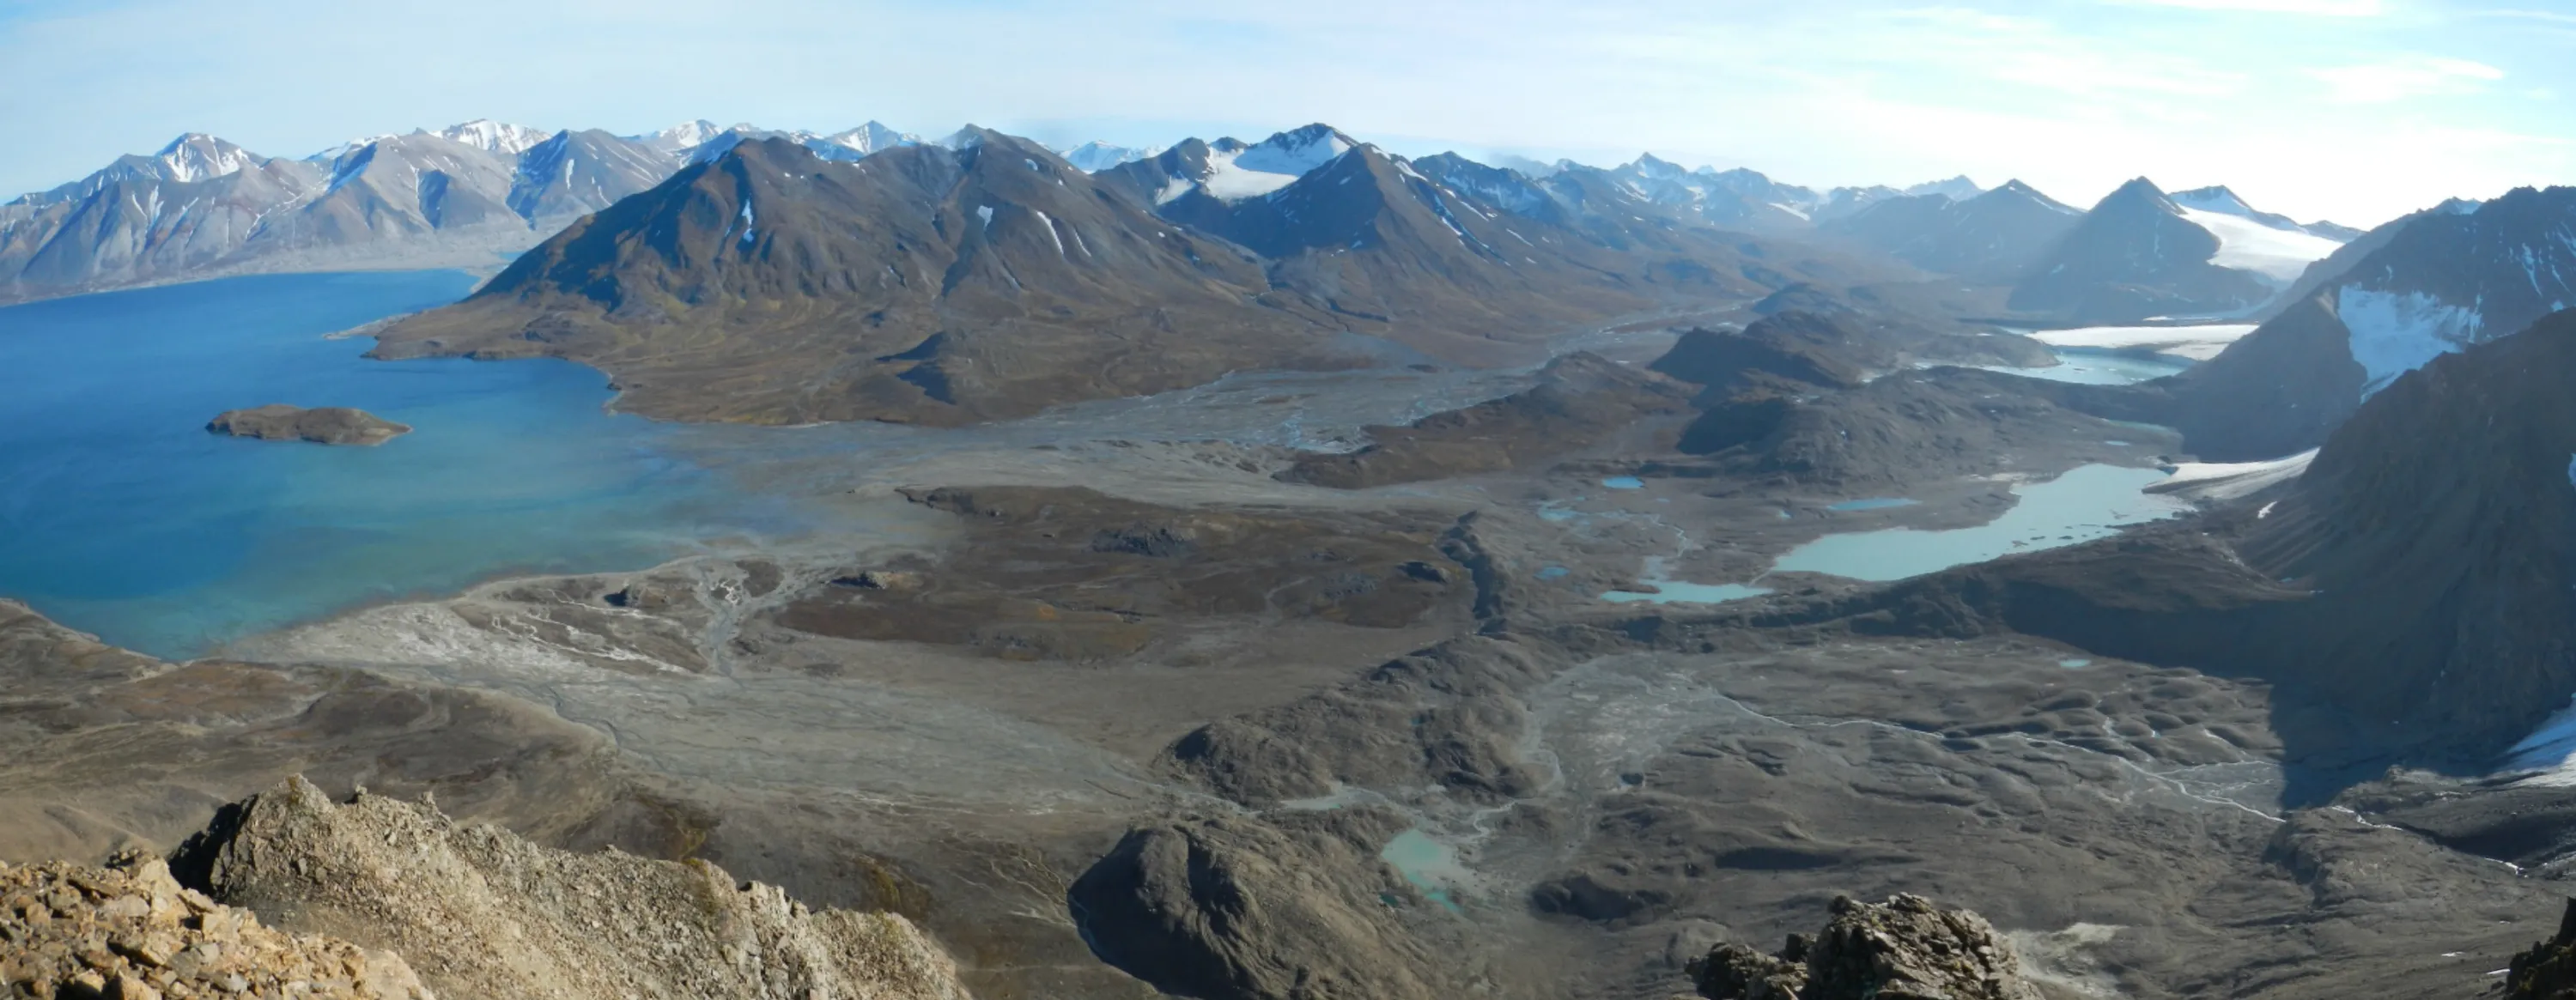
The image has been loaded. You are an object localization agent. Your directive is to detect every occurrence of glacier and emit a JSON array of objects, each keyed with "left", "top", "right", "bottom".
[{"left": 2179, "top": 207, "right": 2343, "bottom": 283}]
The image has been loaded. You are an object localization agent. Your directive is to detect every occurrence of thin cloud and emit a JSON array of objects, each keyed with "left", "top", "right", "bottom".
[
  {"left": 2309, "top": 56, "right": 2506, "bottom": 102},
  {"left": 2110, "top": 0, "right": 2384, "bottom": 14}
]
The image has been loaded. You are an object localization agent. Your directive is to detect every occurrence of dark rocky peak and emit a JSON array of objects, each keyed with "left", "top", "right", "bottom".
[
  {"left": 2093, "top": 176, "right": 2183, "bottom": 217},
  {"left": 1628, "top": 152, "right": 1689, "bottom": 179},
  {"left": 1978, "top": 179, "right": 2078, "bottom": 213},
  {"left": 1692, "top": 894, "right": 2041, "bottom": 1000}
]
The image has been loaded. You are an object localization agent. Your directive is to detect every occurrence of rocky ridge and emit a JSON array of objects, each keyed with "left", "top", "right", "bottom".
[
  {"left": 1, "top": 850, "right": 433, "bottom": 1000},
  {"left": 180, "top": 776, "right": 969, "bottom": 1000}
]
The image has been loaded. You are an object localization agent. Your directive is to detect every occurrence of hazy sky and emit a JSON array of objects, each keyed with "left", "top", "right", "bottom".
[{"left": 3, "top": 0, "right": 2568, "bottom": 226}]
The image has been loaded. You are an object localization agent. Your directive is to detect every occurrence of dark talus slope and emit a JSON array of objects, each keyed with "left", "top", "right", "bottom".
[
  {"left": 2008, "top": 178, "right": 2276, "bottom": 323},
  {"left": 1820, "top": 179, "right": 2084, "bottom": 282},
  {"left": 2083, "top": 187, "right": 2576, "bottom": 461},
  {"left": 374, "top": 133, "right": 1352, "bottom": 425},
  {"left": 1279, "top": 352, "right": 1695, "bottom": 488}
]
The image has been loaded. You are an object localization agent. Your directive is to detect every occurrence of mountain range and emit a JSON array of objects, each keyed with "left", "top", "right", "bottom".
[
  {"left": 0, "top": 117, "right": 2081, "bottom": 308},
  {"left": 368, "top": 124, "right": 1890, "bottom": 424}
]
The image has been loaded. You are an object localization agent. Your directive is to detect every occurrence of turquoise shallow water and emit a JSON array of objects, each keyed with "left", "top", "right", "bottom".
[
  {"left": 1980, "top": 348, "right": 2191, "bottom": 385},
  {"left": 0, "top": 271, "right": 817, "bottom": 658},
  {"left": 1771, "top": 465, "right": 2190, "bottom": 582}
]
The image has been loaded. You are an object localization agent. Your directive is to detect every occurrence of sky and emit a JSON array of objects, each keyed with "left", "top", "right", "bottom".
[{"left": 1, "top": 0, "right": 2568, "bottom": 227}]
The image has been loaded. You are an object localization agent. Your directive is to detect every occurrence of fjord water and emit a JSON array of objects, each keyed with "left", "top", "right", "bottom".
[{"left": 0, "top": 272, "right": 811, "bottom": 658}]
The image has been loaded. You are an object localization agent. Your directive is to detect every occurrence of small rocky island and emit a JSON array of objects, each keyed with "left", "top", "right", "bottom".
[{"left": 206, "top": 404, "right": 410, "bottom": 446}]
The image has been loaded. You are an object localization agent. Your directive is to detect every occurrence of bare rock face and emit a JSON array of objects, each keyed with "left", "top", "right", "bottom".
[
  {"left": 205, "top": 405, "right": 410, "bottom": 446},
  {"left": 175, "top": 776, "right": 969, "bottom": 1000},
  {"left": 1692, "top": 894, "right": 2041, "bottom": 1000},
  {"left": 0, "top": 850, "right": 434, "bottom": 999}
]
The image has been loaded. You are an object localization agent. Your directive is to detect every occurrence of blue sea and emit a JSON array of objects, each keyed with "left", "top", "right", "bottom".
[{"left": 0, "top": 271, "right": 816, "bottom": 658}]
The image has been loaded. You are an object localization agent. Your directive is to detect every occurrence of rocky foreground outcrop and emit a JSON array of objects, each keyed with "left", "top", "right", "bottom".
[
  {"left": 1691, "top": 894, "right": 2040, "bottom": 1000},
  {"left": 205, "top": 406, "right": 410, "bottom": 446},
  {"left": 2506, "top": 900, "right": 2576, "bottom": 998},
  {"left": 2, "top": 850, "right": 433, "bottom": 999},
  {"left": 9, "top": 772, "right": 975, "bottom": 997}
]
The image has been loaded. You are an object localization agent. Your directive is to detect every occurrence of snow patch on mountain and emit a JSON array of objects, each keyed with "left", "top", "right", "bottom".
[
  {"left": 823, "top": 123, "right": 920, "bottom": 157},
  {"left": 153, "top": 135, "right": 258, "bottom": 184},
  {"left": 2341, "top": 287, "right": 2485, "bottom": 397},
  {"left": 437, "top": 120, "right": 551, "bottom": 156},
  {"left": 2181, "top": 207, "right": 2345, "bottom": 282},
  {"left": 1202, "top": 127, "right": 1356, "bottom": 200},
  {"left": 638, "top": 120, "right": 725, "bottom": 155},
  {"left": 1060, "top": 142, "right": 1160, "bottom": 173}
]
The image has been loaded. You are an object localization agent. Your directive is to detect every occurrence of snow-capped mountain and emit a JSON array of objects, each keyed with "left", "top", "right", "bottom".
[
  {"left": 818, "top": 122, "right": 921, "bottom": 158},
  {"left": 1058, "top": 141, "right": 1160, "bottom": 173},
  {"left": 9, "top": 134, "right": 267, "bottom": 209},
  {"left": 2081, "top": 185, "right": 2576, "bottom": 462},
  {"left": 375, "top": 131, "right": 1336, "bottom": 425},
  {"left": 2008, "top": 178, "right": 2351, "bottom": 323},
  {"left": 436, "top": 119, "right": 553, "bottom": 156},
  {"left": 1100, "top": 124, "right": 1358, "bottom": 206},
  {"left": 507, "top": 129, "right": 682, "bottom": 221},
  {"left": 0, "top": 119, "right": 704, "bottom": 303},
  {"left": 635, "top": 120, "right": 726, "bottom": 155},
  {"left": 1823, "top": 179, "right": 2081, "bottom": 280}
]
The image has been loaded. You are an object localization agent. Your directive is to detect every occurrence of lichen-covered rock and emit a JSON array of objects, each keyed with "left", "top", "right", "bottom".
[
  {"left": 1691, "top": 894, "right": 2040, "bottom": 1000},
  {"left": 0, "top": 850, "right": 434, "bottom": 999},
  {"left": 178, "top": 776, "right": 968, "bottom": 1000}
]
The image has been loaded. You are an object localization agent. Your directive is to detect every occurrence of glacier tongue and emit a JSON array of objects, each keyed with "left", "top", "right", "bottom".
[{"left": 2340, "top": 287, "right": 2485, "bottom": 397}]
